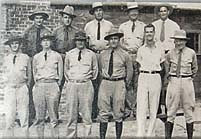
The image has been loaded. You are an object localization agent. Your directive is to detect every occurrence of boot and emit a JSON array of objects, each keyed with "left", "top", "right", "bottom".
[
  {"left": 165, "top": 121, "right": 174, "bottom": 139},
  {"left": 186, "top": 122, "right": 193, "bottom": 139},
  {"left": 115, "top": 122, "right": 123, "bottom": 139},
  {"left": 100, "top": 122, "right": 108, "bottom": 139}
]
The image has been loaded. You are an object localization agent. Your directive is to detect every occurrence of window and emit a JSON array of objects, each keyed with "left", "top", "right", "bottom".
[{"left": 186, "top": 31, "right": 201, "bottom": 55}]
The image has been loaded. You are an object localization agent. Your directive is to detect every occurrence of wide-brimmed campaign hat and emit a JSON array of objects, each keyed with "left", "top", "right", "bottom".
[
  {"left": 4, "top": 32, "right": 26, "bottom": 45},
  {"left": 154, "top": 3, "right": 174, "bottom": 15},
  {"left": 29, "top": 8, "right": 49, "bottom": 21},
  {"left": 73, "top": 31, "right": 88, "bottom": 40},
  {"left": 170, "top": 30, "right": 190, "bottom": 40},
  {"left": 89, "top": 2, "right": 103, "bottom": 15},
  {"left": 59, "top": 5, "right": 76, "bottom": 18},
  {"left": 125, "top": 2, "right": 140, "bottom": 12},
  {"left": 104, "top": 28, "right": 124, "bottom": 41},
  {"left": 40, "top": 33, "right": 55, "bottom": 41}
]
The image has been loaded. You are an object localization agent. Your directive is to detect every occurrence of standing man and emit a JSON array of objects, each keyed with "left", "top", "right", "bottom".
[
  {"left": 136, "top": 24, "right": 165, "bottom": 137},
  {"left": 64, "top": 31, "right": 98, "bottom": 138},
  {"left": 165, "top": 30, "right": 198, "bottom": 139},
  {"left": 152, "top": 4, "right": 180, "bottom": 118},
  {"left": 23, "top": 8, "right": 51, "bottom": 57},
  {"left": 84, "top": 2, "right": 114, "bottom": 120},
  {"left": 119, "top": 2, "right": 145, "bottom": 116},
  {"left": 98, "top": 28, "right": 133, "bottom": 139},
  {"left": 3, "top": 32, "right": 31, "bottom": 138},
  {"left": 32, "top": 33, "right": 63, "bottom": 138},
  {"left": 53, "top": 5, "right": 77, "bottom": 58}
]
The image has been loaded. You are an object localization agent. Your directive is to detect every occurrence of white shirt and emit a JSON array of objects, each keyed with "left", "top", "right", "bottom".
[
  {"left": 84, "top": 19, "right": 113, "bottom": 50},
  {"left": 152, "top": 18, "right": 180, "bottom": 51},
  {"left": 119, "top": 20, "right": 145, "bottom": 52}
]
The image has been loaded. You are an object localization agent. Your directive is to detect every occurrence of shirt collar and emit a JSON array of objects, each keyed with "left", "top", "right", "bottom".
[
  {"left": 159, "top": 18, "right": 170, "bottom": 23},
  {"left": 94, "top": 19, "right": 105, "bottom": 24}
]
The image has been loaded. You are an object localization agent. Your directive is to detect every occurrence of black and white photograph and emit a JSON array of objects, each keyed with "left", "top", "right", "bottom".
[{"left": 0, "top": 0, "right": 201, "bottom": 138}]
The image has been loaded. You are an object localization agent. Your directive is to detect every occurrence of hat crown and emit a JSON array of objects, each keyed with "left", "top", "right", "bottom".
[
  {"left": 173, "top": 30, "right": 187, "bottom": 39},
  {"left": 40, "top": 32, "right": 54, "bottom": 40},
  {"left": 127, "top": 2, "right": 139, "bottom": 10},
  {"left": 74, "top": 31, "right": 87, "bottom": 40},
  {"left": 92, "top": 2, "right": 103, "bottom": 9},
  {"left": 63, "top": 5, "right": 75, "bottom": 15},
  {"left": 107, "top": 27, "right": 119, "bottom": 36}
]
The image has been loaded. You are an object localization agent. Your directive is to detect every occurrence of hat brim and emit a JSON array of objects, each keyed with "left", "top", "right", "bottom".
[
  {"left": 40, "top": 35, "right": 55, "bottom": 41},
  {"left": 104, "top": 33, "right": 124, "bottom": 41},
  {"left": 4, "top": 37, "right": 26, "bottom": 45},
  {"left": 59, "top": 11, "right": 76, "bottom": 18},
  {"left": 154, "top": 4, "right": 174, "bottom": 15},
  {"left": 170, "top": 36, "right": 190, "bottom": 40},
  {"left": 89, "top": 6, "right": 103, "bottom": 15},
  {"left": 73, "top": 37, "right": 87, "bottom": 41},
  {"left": 125, "top": 7, "right": 141, "bottom": 12},
  {"left": 29, "top": 12, "right": 49, "bottom": 21}
]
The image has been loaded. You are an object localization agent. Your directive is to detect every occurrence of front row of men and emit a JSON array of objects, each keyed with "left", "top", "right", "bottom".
[{"left": 3, "top": 24, "right": 197, "bottom": 139}]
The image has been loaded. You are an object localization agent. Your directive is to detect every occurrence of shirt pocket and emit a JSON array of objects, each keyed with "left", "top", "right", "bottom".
[{"left": 181, "top": 58, "right": 192, "bottom": 74}]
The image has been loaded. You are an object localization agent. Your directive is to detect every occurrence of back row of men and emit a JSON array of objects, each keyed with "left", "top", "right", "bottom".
[{"left": 3, "top": 2, "right": 197, "bottom": 139}]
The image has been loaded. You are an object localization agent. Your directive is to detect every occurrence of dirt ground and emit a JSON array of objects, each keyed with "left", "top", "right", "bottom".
[{"left": 0, "top": 99, "right": 201, "bottom": 138}]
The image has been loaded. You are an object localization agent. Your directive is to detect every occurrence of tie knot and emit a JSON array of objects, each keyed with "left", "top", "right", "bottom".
[
  {"left": 44, "top": 52, "right": 47, "bottom": 61},
  {"left": 111, "top": 49, "right": 114, "bottom": 54}
]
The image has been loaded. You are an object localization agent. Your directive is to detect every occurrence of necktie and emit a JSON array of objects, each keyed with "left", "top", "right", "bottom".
[
  {"left": 44, "top": 52, "right": 47, "bottom": 61},
  {"left": 108, "top": 50, "right": 114, "bottom": 76},
  {"left": 160, "top": 21, "right": 165, "bottom": 42},
  {"left": 64, "top": 27, "right": 69, "bottom": 42},
  {"left": 78, "top": 50, "right": 82, "bottom": 61},
  {"left": 36, "top": 27, "right": 41, "bottom": 52},
  {"left": 13, "top": 55, "right": 17, "bottom": 64},
  {"left": 176, "top": 50, "right": 182, "bottom": 77},
  {"left": 132, "top": 21, "right": 135, "bottom": 32},
  {"left": 97, "top": 22, "right": 100, "bottom": 40}
]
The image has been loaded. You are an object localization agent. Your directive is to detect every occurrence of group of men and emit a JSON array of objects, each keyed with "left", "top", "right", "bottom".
[{"left": 2, "top": 2, "right": 198, "bottom": 139}]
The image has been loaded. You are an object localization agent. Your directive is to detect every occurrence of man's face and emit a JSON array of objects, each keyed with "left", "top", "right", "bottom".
[
  {"left": 145, "top": 27, "right": 155, "bottom": 42},
  {"left": 159, "top": 6, "right": 169, "bottom": 21},
  {"left": 34, "top": 15, "right": 44, "bottom": 26},
  {"left": 174, "top": 38, "right": 186, "bottom": 50},
  {"left": 109, "top": 36, "right": 120, "bottom": 49},
  {"left": 75, "top": 39, "right": 86, "bottom": 50},
  {"left": 41, "top": 39, "right": 51, "bottom": 49},
  {"left": 62, "top": 14, "right": 73, "bottom": 26},
  {"left": 94, "top": 7, "right": 104, "bottom": 21},
  {"left": 128, "top": 9, "right": 139, "bottom": 21},
  {"left": 10, "top": 41, "right": 20, "bottom": 52}
]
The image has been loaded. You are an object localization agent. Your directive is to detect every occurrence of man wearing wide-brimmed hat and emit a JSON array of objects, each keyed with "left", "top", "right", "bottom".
[
  {"left": 23, "top": 7, "right": 51, "bottom": 57},
  {"left": 152, "top": 4, "right": 180, "bottom": 53},
  {"left": 63, "top": 30, "right": 98, "bottom": 138},
  {"left": 3, "top": 32, "right": 31, "bottom": 138},
  {"left": 84, "top": 2, "right": 114, "bottom": 53},
  {"left": 53, "top": 5, "right": 78, "bottom": 57},
  {"left": 32, "top": 33, "right": 63, "bottom": 138},
  {"left": 119, "top": 2, "right": 146, "bottom": 118},
  {"left": 98, "top": 28, "right": 133, "bottom": 139},
  {"left": 165, "top": 30, "right": 198, "bottom": 139}
]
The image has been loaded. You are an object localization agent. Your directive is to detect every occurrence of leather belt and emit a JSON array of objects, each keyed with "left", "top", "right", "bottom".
[
  {"left": 170, "top": 75, "right": 192, "bottom": 78},
  {"left": 69, "top": 79, "right": 89, "bottom": 83},
  {"left": 102, "top": 77, "right": 125, "bottom": 81},
  {"left": 37, "top": 79, "right": 58, "bottom": 83},
  {"left": 140, "top": 70, "right": 160, "bottom": 74}
]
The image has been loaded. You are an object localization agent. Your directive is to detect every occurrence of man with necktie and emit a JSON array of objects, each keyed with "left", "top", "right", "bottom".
[
  {"left": 63, "top": 31, "right": 98, "bottom": 138},
  {"left": 152, "top": 4, "right": 180, "bottom": 119},
  {"left": 32, "top": 33, "right": 63, "bottom": 138},
  {"left": 119, "top": 2, "right": 145, "bottom": 117},
  {"left": 98, "top": 28, "right": 133, "bottom": 139},
  {"left": 165, "top": 30, "right": 198, "bottom": 139},
  {"left": 136, "top": 24, "right": 165, "bottom": 137},
  {"left": 84, "top": 2, "right": 114, "bottom": 120},
  {"left": 3, "top": 32, "right": 31, "bottom": 138}
]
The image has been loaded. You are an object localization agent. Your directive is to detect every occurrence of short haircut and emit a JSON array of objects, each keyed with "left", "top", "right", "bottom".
[{"left": 144, "top": 24, "right": 155, "bottom": 32}]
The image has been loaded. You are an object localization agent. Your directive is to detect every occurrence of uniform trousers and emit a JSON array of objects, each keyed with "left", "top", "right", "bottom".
[
  {"left": 98, "top": 79, "right": 126, "bottom": 122},
  {"left": 4, "top": 83, "right": 29, "bottom": 138},
  {"left": 137, "top": 73, "right": 161, "bottom": 137},
  {"left": 166, "top": 77, "right": 195, "bottom": 123},
  {"left": 33, "top": 81, "right": 60, "bottom": 138},
  {"left": 65, "top": 80, "right": 94, "bottom": 138}
]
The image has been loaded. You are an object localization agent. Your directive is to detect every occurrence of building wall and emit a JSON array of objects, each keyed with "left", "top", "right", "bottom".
[{"left": 0, "top": 3, "right": 201, "bottom": 119}]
